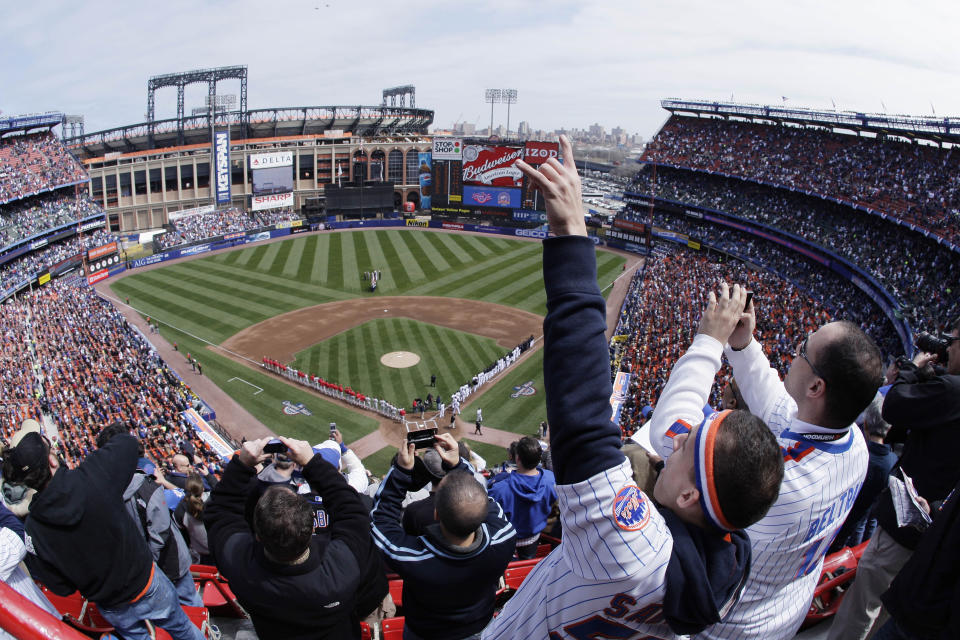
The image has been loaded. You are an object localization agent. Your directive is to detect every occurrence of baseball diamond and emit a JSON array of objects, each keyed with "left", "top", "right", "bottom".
[{"left": 107, "top": 228, "right": 628, "bottom": 472}]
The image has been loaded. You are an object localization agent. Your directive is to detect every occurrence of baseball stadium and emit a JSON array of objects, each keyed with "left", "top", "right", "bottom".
[{"left": 1, "top": 55, "right": 959, "bottom": 640}]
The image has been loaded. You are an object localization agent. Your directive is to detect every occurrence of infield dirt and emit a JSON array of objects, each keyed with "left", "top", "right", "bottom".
[{"left": 101, "top": 229, "right": 644, "bottom": 460}]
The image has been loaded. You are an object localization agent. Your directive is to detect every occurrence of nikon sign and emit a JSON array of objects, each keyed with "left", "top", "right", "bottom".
[{"left": 213, "top": 130, "right": 231, "bottom": 204}]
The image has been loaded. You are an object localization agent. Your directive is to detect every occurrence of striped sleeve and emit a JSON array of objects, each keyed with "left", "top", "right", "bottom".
[{"left": 557, "top": 459, "right": 671, "bottom": 581}]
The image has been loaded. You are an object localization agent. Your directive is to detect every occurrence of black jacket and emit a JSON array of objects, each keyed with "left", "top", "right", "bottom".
[
  {"left": 370, "top": 461, "right": 516, "bottom": 640},
  {"left": 876, "top": 368, "right": 960, "bottom": 549},
  {"left": 882, "top": 481, "right": 960, "bottom": 639},
  {"left": 24, "top": 433, "right": 156, "bottom": 607},
  {"left": 204, "top": 453, "right": 380, "bottom": 640}
]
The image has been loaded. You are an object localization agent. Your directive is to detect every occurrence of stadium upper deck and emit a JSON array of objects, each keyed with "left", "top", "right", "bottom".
[{"left": 64, "top": 104, "right": 434, "bottom": 161}]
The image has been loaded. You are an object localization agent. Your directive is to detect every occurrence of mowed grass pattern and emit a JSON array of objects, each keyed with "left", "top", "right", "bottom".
[
  {"left": 112, "top": 230, "right": 625, "bottom": 346},
  {"left": 110, "top": 229, "right": 625, "bottom": 463},
  {"left": 291, "top": 318, "right": 504, "bottom": 409}
]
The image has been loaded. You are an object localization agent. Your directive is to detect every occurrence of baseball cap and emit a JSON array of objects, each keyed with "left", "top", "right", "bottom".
[
  {"left": 6, "top": 419, "right": 48, "bottom": 476},
  {"left": 422, "top": 449, "right": 446, "bottom": 480},
  {"left": 312, "top": 440, "right": 341, "bottom": 469}
]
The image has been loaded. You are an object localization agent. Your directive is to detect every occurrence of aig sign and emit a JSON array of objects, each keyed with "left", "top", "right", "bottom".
[{"left": 214, "top": 130, "right": 231, "bottom": 204}]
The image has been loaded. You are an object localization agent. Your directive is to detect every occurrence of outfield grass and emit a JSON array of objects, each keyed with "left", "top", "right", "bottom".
[
  {"left": 111, "top": 229, "right": 625, "bottom": 468},
  {"left": 460, "top": 349, "right": 546, "bottom": 435},
  {"left": 112, "top": 230, "right": 624, "bottom": 345},
  {"left": 157, "top": 325, "right": 379, "bottom": 446},
  {"left": 462, "top": 438, "right": 511, "bottom": 471},
  {"left": 291, "top": 318, "right": 505, "bottom": 409}
]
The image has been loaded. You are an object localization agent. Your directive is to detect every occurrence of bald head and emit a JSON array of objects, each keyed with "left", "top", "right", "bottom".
[
  {"left": 435, "top": 470, "right": 488, "bottom": 538},
  {"left": 172, "top": 454, "right": 190, "bottom": 473}
]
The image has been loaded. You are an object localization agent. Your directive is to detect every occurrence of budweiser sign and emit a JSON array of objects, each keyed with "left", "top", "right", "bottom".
[{"left": 461, "top": 145, "right": 524, "bottom": 187}]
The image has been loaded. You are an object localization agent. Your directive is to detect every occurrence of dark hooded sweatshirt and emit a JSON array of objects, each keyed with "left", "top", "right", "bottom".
[
  {"left": 24, "top": 433, "right": 157, "bottom": 607},
  {"left": 483, "top": 235, "right": 751, "bottom": 639}
]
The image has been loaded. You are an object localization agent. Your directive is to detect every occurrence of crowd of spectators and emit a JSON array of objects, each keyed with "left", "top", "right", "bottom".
[
  {"left": 0, "top": 132, "right": 87, "bottom": 204},
  {"left": 253, "top": 208, "right": 301, "bottom": 226},
  {"left": 627, "top": 167, "right": 960, "bottom": 335},
  {"left": 608, "top": 245, "right": 904, "bottom": 438},
  {"left": 0, "top": 192, "right": 104, "bottom": 249},
  {"left": 0, "top": 281, "right": 222, "bottom": 476},
  {"left": 0, "top": 228, "right": 115, "bottom": 292},
  {"left": 652, "top": 210, "right": 901, "bottom": 353},
  {"left": 157, "top": 208, "right": 262, "bottom": 250},
  {"left": 642, "top": 115, "right": 960, "bottom": 245}
]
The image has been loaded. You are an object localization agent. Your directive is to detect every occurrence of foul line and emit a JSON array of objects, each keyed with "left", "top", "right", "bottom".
[
  {"left": 94, "top": 291, "right": 261, "bottom": 366},
  {"left": 228, "top": 377, "right": 263, "bottom": 395}
]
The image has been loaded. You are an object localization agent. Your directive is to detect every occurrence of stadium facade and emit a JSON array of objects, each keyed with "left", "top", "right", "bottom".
[{"left": 65, "top": 67, "right": 434, "bottom": 233}]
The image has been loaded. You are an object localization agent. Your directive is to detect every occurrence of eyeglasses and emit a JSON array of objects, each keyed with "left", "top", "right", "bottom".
[{"left": 797, "top": 336, "right": 830, "bottom": 384}]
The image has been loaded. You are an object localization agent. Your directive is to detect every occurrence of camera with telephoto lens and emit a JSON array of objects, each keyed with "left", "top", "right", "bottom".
[{"left": 915, "top": 331, "right": 951, "bottom": 363}]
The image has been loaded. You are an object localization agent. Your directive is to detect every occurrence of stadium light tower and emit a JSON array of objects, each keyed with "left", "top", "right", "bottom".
[
  {"left": 484, "top": 89, "right": 502, "bottom": 137},
  {"left": 503, "top": 89, "right": 518, "bottom": 137}
]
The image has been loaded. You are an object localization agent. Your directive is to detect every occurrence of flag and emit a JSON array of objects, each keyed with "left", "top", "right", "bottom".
[{"left": 337, "top": 162, "right": 342, "bottom": 187}]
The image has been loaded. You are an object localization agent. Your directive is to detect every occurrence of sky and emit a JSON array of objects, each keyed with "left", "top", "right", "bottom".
[{"left": 2, "top": 0, "right": 958, "bottom": 140}]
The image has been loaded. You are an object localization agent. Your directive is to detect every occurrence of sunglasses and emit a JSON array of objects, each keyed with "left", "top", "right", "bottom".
[{"left": 797, "top": 336, "right": 830, "bottom": 385}]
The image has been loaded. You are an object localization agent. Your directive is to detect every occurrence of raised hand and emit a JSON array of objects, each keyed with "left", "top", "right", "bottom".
[{"left": 515, "top": 135, "right": 586, "bottom": 238}]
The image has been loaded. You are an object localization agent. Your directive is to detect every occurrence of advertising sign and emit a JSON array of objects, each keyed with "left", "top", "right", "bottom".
[
  {"left": 252, "top": 192, "right": 294, "bottom": 211},
  {"left": 523, "top": 141, "right": 559, "bottom": 166},
  {"left": 461, "top": 145, "right": 524, "bottom": 186},
  {"left": 463, "top": 185, "right": 521, "bottom": 209},
  {"left": 87, "top": 269, "right": 109, "bottom": 285},
  {"left": 77, "top": 218, "right": 106, "bottom": 232},
  {"left": 614, "top": 218, "right": 647, "bottom": 233},
  {"left": 513, "top": 210, "right": 547, "bottom": 222},
  {"left": 417, "top": 152, "right": 432, "bottom": 210},
  {"left": 87, "top": 241, "right": 118, "bottom": 261},
  {"left": 169, "top": 204, "right": 215, "bottom": 222},
  {"left": 432, "top": 137, "right": 463, "bottom": 160},
  {"left": 182, "top": 409, "right": 234, "bottom": 460},
  {"left": 249, "top": 151, "right": 293, "bottom": 169},
  {"left": 213, "top": 129, "right": 231, "bottom": 204}
]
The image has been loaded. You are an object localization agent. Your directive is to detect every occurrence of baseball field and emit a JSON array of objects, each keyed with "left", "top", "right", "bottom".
[{"left": 108, "top": 228, "right": 626, "bottom": 473}]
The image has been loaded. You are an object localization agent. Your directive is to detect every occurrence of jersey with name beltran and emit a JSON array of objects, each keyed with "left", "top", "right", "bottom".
[{"left": 693, "top": 340, "right": 868, "bottom": 640}]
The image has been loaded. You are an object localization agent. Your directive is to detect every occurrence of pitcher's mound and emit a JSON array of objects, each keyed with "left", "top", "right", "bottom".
[{"left": 381, "top": 351, "right": 421, "bottom": 368}]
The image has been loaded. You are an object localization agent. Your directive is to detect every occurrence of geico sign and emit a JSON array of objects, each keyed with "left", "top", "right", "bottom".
[{"left": 514, "top": 228, "right": 547, "bottom": 239}]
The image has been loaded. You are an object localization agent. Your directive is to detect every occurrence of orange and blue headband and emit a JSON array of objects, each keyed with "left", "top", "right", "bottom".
[{"left": 693, "top": 409, "right": 736, "bottom": 532}]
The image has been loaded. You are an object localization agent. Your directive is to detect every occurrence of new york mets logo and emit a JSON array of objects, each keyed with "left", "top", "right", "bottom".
[
  {"left": 471, "top": 191, "right": 493, "bottom": 204},
  {"left": 511, "top": 381, "right": 536, "bottom": 398},
  {"left": 497, "top": 191, "right": 511, "bottom": 206},
  {"left": 282, "top": 401, "right": 313, "bottom": 416},
  {"left": 612, "top": 485, "right": 651, "bottom": 531}
]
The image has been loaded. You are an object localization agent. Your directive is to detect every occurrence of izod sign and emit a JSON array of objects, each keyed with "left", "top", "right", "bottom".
[
  {"left": 432, "top": 137, "right": 463, "bottom": 160},
  {"left": 523, "top": 141, "right": 559, "bottom": 166}
]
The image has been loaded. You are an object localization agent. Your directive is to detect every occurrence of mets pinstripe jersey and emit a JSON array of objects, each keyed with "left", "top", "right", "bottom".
[
  {"left": 691, "top": 339, "right": 869, "bottom": 640},
  {"left": 482, "top": 457, "right": 679, "bottom": 640}
]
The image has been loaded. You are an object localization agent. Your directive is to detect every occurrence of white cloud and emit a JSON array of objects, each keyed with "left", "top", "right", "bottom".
[{"left": 1, "top": 0, "right": 957, "bottom": 138}]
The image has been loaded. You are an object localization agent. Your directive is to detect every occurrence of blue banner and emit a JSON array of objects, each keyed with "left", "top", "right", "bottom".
[
  {"left": 513, "top": 209, "right": 547, "bottom": 222},
  {"left": 418, "top": 152, "right": 432, "bottom": 210},
  {"left": 214, "top": 130, "right": 232, "bottom": 205},
  {"left": 463, "top": 185, "right": 521, "bottom": 209}
]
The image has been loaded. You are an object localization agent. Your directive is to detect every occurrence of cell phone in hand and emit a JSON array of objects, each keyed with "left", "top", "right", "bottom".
[
  {"left": 264, "top": 438, "right": 287, "bottom": 454},
  {"left": 406, "top": 428, "right": 437, "bottom": 450},
  {"left": 329, "top": 423, "right": 337, "bottom": 439},
  {"left": 744, "top": 291, "right": 754, "bottom": 312}
]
